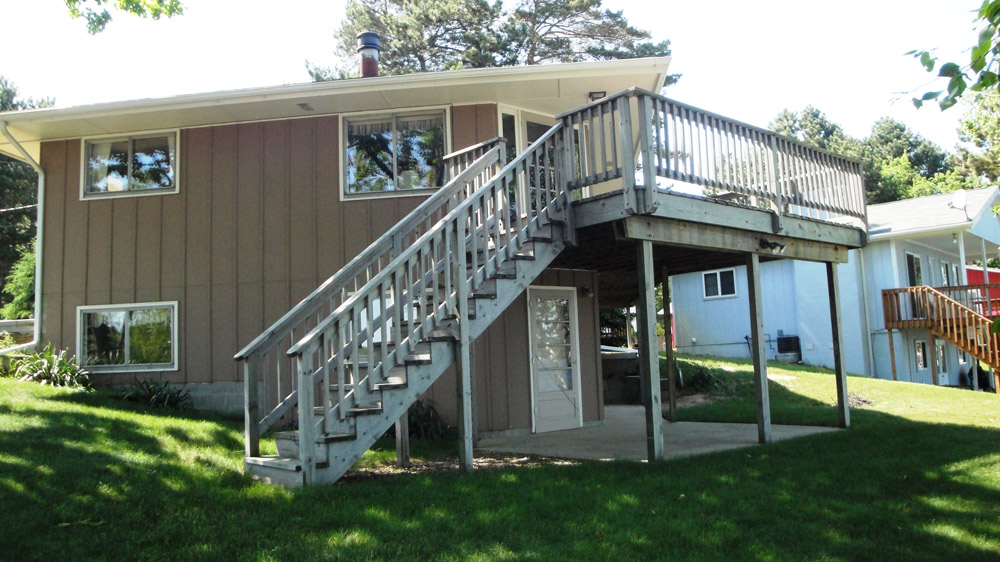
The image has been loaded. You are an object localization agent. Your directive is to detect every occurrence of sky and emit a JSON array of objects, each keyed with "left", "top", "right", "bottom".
[{"left": 0, "top": 0, "right": 987, "bottom": 151}]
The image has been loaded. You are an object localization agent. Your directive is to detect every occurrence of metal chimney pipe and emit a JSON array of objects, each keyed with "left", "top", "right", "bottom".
[{"left": 357, "top": 31, "right": 381, "bottom": 77}]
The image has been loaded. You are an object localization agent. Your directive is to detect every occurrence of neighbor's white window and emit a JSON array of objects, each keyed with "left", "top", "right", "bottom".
[
  {"left": 78, "top": 302, "right": 177, "bottom": 372},
  {"left": 344, "top": 110, "right": 447, "bottom": 196},
  {"left": 915, "top": 340, "right": 928, "bottom": 370},
  {"left": 703, "top": 269, "right": 737, "bottom": 299},
  {"left": 83, "top": 131, "right": 177, "bottom": 198}
]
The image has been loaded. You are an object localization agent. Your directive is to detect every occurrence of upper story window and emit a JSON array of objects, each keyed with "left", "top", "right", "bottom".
[
  {"left": 344, "top": 110, "right": 447, "bottom": 196},
  {"left": 703, "top": 269, "right": 737, "bottom": 299},
  {"left": 83, "top": 131, "right": 178, "bottom": 199}
]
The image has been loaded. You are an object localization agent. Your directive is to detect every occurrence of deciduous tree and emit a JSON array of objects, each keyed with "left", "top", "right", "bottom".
[
  {"left": 908, "top": 0, "right": 999, "bottom": 110},
  {"left": 957, "top": 91, "right": 1000, "bottom": 182},
  {"left": 65, "top": 0, "right": 184, "bottom": 34}
]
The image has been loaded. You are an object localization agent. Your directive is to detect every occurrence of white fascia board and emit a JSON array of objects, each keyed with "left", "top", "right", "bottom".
[{"left": 1, "top": 58, "right": 671, "bottom": 128}]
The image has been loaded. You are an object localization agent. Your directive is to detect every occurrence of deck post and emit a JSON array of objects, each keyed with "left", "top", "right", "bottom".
[
  {"left": 661, "top": 267, "right": 678, "bottom": 422},
  {"left": 243, "top": 354, "right": 260, "bottom": 457},
  {"left": 826, "top": 262, "right": 851, "bottom": 428},
  {"left": 746, "top": 252, "right": 772, "bottom": 444},
  {"left": 887, "top": 329, "right": 898, "bottom": 381},
  {"left": 636, "top": 240, "right": 664, "bottom": 461},
  {"left": 455, "top": 218, "right": 475, "bottom": 473},
  {"left": 395, "top": 412, "right": 411, "bottom": 468},
  {"left": 616, "top": 96, "right": 638, "bottom": 215}
]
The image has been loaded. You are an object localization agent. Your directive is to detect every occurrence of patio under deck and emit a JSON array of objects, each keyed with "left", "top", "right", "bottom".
[{"left": 478, "top": 406, "right": 838, "bottom": 461}]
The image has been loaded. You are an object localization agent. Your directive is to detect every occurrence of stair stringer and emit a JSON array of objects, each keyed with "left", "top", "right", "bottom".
[{"left": 306, "top": 227, "right": 569, "bottom": 485}]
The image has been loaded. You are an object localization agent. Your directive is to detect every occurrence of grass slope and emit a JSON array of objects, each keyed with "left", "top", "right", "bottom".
[{"left": 2, "top": 363, "right": 1000, "bottom": 561}]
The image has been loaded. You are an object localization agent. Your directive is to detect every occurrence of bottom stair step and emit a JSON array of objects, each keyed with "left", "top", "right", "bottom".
[{"left": 244, "top": 455, "right": 329, "bottom": 488}]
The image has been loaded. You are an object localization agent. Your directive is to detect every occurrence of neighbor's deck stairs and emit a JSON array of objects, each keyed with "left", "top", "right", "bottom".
[
  {"left": 885, "top": 285, "right": 1000, "bottom": 372},
  {"left": 242, "top": 128, "right": 573, "bottom": 487}
]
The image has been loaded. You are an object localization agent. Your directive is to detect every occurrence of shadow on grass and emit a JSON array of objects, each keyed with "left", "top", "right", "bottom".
[{"left": 1, "top": 383, "right": 1000, "bottom": 560}]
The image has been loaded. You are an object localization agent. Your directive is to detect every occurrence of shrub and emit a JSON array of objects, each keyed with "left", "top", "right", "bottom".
[
  {"left": 386, "top": 399, "right": 454, "bottom": 440},
  {"left": 683, "top": 364, "right": 723, "bottom": 392},
  {"left": 0, "top": 331, "right": 14, "bottom": 350},
  {"left": 1, "top": 243, "right": 34, "bottom": 320},
  {"left": 10, "top": 345, "right": 90, "bottom": 389},
  {"left": 118, "top": 378, "right": 192, "bottom": 409}
]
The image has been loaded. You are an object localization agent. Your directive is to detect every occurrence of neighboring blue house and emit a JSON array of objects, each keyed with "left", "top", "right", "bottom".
[{"left": 672, "top": 187, "right": 1000, "bottom": 388}]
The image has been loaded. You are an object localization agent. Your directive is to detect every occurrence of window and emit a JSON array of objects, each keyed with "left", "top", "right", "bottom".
[
  {"left": 906, "top": 253, "right": 922, "bottom": 286},
  {"left": 703, "top": 269, "right": 737, "bottom": 299},
  {"left": 935, "top": 339, "right": 946, "bottom": 373},
  {"left": 78, "top": 302, "right": 177, "bottom": 372},
  {"left": 83, "top": 131, "right": 178, "bottom": 198},
  {"left": 344, "top": 110, "right": 447, "bottom": 196},
  {"left": 940, "top": 262, "right": 951, "bottom": 286},
  {"left": 915, "top": 340, "right": 928, "bottom": 370}
]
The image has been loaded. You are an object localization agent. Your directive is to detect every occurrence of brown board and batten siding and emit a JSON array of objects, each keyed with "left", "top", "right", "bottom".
[
  {"left": 423, "top": 268, "right": 605, "bottom": 433},
  {"left": 39, "top": 104, "right": 498, "bottom": 387}
]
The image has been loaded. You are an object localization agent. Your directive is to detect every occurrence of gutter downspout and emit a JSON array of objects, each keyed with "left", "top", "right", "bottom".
[{"left": 0, "top": 121, "right": 43, "bottom": 353}]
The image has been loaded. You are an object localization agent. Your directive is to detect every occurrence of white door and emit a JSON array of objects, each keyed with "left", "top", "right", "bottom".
[{"left": 528, "top": 287, "right": 583, "bottom": 433}]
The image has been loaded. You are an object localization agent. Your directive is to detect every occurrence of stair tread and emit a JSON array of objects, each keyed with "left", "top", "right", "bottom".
[{"left": 274, "top": 430, "right": 356, "bottom": 443}]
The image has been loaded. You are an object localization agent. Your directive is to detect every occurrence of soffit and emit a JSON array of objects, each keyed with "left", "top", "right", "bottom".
[{"left": 0, "top": 57, "right": 670, "bottom": 162}]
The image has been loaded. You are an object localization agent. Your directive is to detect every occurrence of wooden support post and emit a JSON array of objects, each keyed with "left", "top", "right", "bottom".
[
  {"left": 746, "top": 253, "right": 772, "bottom": 444},
  {"left": 395, "top": 412, "right": 411, "bottom": 468},
  {"left": 661, "top": 267, "right": 678, "bottom": 423},
  {"left": 455, "top": 220, "right": 475, "bottom": 473},
  {"left": 928, "top": 330, "right": 938, "bottom": 385},
  {"left": 636, "top": 240, "right": 664, "bottom": 461},
  {"left": 887, "top": 329, "right": 898, "bottom": 381},
  {"left": 625, "top": 304, "right": 634, "bottom": 349},
  {"left": 243, "top": 354, "right": 260, "bottom": 457},
  {"left": 993, "top": 368, "right": 999, "bottom": 395},
  {"left": 826, "top": 262, "right": 851, "bottom": 429}
]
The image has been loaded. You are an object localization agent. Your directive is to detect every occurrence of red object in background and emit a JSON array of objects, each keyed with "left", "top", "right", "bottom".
[{"left": 965, "top": 267, "right": 1000, "bottom": 285}]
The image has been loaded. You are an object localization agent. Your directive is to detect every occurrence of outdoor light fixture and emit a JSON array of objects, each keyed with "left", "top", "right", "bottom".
[
  {"left": 953, "top": 233, "right": 958, "bottom": 244},
  {"left": 588, "top": 91, "right": 607, "bottom": 101}
]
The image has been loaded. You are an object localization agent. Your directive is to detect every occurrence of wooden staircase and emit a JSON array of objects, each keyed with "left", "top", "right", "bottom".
[
  {"left": 236, "top": 126, "right": 574, "bottom": 486},
  {"left": 883, "top": 284, "right": 1000, "bottom": 389}
]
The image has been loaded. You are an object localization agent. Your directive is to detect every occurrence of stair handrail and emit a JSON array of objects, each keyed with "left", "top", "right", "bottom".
[
  {"left": 284, "top": 122, "right": 569, "bottom": 478},
  {"left": 236, "top": 141, "right": 504, "bottom": 456}
]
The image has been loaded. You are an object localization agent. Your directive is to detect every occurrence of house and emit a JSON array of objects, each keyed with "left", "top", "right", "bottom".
[
  {"left": 672, "top": 187, "right": 1000, "bottom": 391},
  {"left": 0, "top": 37, "right": 868, "bottom": 486}
]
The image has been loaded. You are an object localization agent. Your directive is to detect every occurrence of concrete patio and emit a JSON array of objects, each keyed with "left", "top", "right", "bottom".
[{"left": 477, "top": 405, "right": 838, "bottom": 461}]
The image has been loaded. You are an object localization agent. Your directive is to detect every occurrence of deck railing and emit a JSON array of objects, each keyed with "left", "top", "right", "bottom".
[
  {"left": 234, "top": 140, "right": 505, "bottom": 456},
  {"left": 559, "top": 88, "right": 867, "bottom": 227}
]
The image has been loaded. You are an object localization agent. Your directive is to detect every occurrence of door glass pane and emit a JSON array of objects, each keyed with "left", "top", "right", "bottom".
[
  {"left": 538, "top": 368, "right": 572, "bottom": 392},
  {"left": 346, "top": 118, "right": 394, "bottom": 193},
  {"left": 84, "top": 311, "right": 126, "bottom": 365},
  {"left": 131, "top": 136, "right": 175, "bottom": 191},
  {"left": 536, "top": 344, "right": 571, "bottom": 369},
  {"left": 86, "top": 140, "right": 130, "bottom": 193},
  {"left": 535, "top": 320, "right": 570, "bottom": 345},
  {"left": 396, "top": 113, "right": 445, "bottom": 190},
  {"left": 129, "top": 308, "right": 172, "bottom": 365},
  {"left": 533, "top": 297, "right": 569, "bottom": 322}
]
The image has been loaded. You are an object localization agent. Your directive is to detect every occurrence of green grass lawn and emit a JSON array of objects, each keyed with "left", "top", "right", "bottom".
[{"left": 2, "top": 361, "right": 1000, "bottom": 561}]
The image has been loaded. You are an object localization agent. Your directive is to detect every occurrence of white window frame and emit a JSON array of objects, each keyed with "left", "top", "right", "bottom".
[
  {"left": 79, "top": 129, "right": 181, "bottom": 200},
  {"left": 703, "top": 268, "right": 738, "bottom": 300},
  {"left": 77, "top": 301, "right": 179, "bottom": 373},
  {"left": 339, "top": 106, "right": 452, "bottom": 201},
  {"left": 905, "top": 252, "right": 923, "bottom": 286},
  {"left": 934, "top": 339, "right": 947, "bottom": 374},
  {"left": 914, "top": 339, "right": 928, "bottom": 370}
]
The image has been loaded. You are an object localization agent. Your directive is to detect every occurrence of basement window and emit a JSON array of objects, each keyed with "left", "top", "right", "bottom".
[
  {"left": 82, "top": 131, "right": 178, "bottom": 198},
  {"left": 78, "top": 302, "right": 177, "bottom": 372},
  {"left": 703, "top": 269, "right": 737, "bottom": 299},
  {"left": 343, "top": 110, "right": 448, "bottom": 196}
]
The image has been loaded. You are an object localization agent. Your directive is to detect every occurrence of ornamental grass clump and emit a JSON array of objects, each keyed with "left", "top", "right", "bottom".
[
  {"left": 118, "top": 378, "right": 192, "bottom": 410},
  {"left": 10, "top": 345, "right": 91, "bottom": 389}
]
